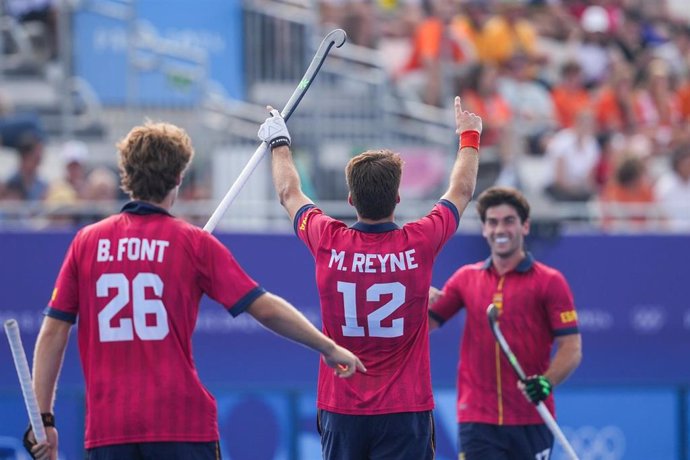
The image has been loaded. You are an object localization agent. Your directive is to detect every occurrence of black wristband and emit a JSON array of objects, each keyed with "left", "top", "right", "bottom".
[
  {"left": 268, "top": 136, "right": 290, "bottom": 149},
  {"left": 41, "top": 413, "right": 55, "bottom": 427}
]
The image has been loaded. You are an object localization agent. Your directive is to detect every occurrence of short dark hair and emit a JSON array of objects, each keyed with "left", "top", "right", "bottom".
[
  {"left": 345, "top": 149, "right": 403, "bottom": 220},
  {"left": 476, "top": 186, "right": 530, "bottom": 223},
  {"left": 117, "top": 121, "right": 194, "bottom": 202}
]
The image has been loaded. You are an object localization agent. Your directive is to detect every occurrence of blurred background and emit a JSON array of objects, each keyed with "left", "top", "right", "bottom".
[{"left": 0, "top": 0, "right": 689, "bottom": 458}]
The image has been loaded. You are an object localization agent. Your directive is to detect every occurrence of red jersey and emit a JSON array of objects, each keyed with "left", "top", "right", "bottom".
[
  {"left": 46, "top": 202, "right": 264, "bottom": 448},
  {"left": 429, "top": 254, "right": 579, "bottom": 425},
  {"left": 295, "top": 201, "right": 459, "bottom": 415}
]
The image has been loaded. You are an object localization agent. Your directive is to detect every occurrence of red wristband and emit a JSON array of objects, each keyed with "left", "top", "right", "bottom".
[{"left": 460, "top": 130, "right": 480, "bottom": 150}]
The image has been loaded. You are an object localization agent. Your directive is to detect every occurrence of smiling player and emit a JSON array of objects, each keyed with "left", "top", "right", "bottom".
[{"left": 428, "top": 186, "right": 582, "bottom": 460}]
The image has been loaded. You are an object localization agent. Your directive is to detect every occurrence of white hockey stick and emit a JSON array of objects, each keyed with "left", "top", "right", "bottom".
[
  {"left": 203, "top": 29, "right": 348, "bottom": 233},
  {"left": 486, "top": 304, "right": 579, "bottom": 460},
  {"left": 4, "top": 319, "right": 47, "bottom": 444}
]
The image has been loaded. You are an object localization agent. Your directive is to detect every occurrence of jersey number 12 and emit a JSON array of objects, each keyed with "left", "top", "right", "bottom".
[{"left": 337, "top": 281, "right": 405, "bottom": 338}]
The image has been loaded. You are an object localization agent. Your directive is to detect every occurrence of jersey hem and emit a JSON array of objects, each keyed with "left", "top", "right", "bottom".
[
  {"left": 317, "top": 403, "right": 435, "bottom": 415},
  {"left": 85, "top": 434, "right": 219, "bottom": 449}
]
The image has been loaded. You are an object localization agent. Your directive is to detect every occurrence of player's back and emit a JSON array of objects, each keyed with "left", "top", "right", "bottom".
[
  {"left": 296, "top": 201, "right": 459, "bottom": 415},
  {"left": 52, "top": 205, "right": 223, "bottom": 447}
]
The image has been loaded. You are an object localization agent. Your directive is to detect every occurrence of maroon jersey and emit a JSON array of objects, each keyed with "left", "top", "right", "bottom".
[
  {"left": 429, "top": 254, "right": 579, "bottom": 425},
  {"left": 295, "top": 201, "right": 459, "bottom": 415},
  {"left": 45, "top": 202, "right": 264, "bottom": 448}
]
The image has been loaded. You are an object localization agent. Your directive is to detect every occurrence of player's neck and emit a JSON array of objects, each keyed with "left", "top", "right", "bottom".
[
  {"left": 356, "top": 215, "right": 394, "bottom": 225},
  {"left": 137, "top": 190, "right": 176, "bottom": 212},
  {"left": 491, "top": 249, "right": 526, "bottom": 276}
]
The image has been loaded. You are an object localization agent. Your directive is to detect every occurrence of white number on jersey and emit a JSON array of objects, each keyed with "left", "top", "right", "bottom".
[
  {"left": 337, "top": 281, "right": 405, "bottom": 338},
  {"left": 97, "top": 273, "right": 169, "bottom": 342}
]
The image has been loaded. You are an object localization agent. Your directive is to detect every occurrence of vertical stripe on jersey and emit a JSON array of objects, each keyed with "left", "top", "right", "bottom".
[{"left": 495, "top": 343, "right": 503, "bottom": 425}]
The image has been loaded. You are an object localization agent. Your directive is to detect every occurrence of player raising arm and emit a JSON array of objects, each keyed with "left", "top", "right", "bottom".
[
  {"left": 263, "top": 96, "right": 481, "bottom": 460},
  {"left": 24, "top": 121, "right": 364, "bottom": 460}
]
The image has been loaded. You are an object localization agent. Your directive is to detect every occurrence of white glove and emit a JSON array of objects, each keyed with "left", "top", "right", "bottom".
[{"left": 258, "top": 108, "right": 291, "bottom": 149}]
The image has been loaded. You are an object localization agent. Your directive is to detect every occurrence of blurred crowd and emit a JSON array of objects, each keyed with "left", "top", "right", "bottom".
[
  {"left": 319, "top": 0, "right": 690, "bottom": 231},
  {"left": 1, "top": 0, "right": 689, "bottom": 232}
]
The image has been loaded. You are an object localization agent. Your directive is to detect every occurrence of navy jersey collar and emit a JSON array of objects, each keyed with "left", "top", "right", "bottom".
[
  {"left": 350, "top": 221, "right": 400, "bottom": 233},
  {"left": 121, "top": 201, "right": 172, "bottom": 216},
  {"left": 482, "top": 252, "right": 534, "bottom": 273}
]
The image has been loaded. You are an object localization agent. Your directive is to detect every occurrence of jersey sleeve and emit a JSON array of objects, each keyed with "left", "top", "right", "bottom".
[
  {"left": 293, "top": 204, "right": 339, "bottom": 256},
  {"left": 544, "top": 270, "right": 579, "bottom": 336},
  {"left": 45, "top": 236, "right": 81, "bottom": 324},
  {"left": 197, "top": 232, "right": 265, "bottom": 317},
  {"left": 428, "top": 268, "right": 465, "bottom": 326},
  {"left": 412, "top": 200, "right": 460, "bottom": 256}
]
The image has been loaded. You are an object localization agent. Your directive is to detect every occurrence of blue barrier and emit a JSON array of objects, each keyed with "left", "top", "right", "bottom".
[{"left": 0, "top": 231, "right": 688, "bottom": 459}]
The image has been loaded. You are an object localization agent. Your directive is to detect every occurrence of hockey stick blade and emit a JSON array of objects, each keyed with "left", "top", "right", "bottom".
[{"left": 203, "top": 29, "right": 347, "bottom": 233}]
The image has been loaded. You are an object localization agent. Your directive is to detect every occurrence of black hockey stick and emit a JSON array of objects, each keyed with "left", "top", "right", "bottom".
[
  {"left": 487, "top": 304, "right": 579, "bottom": 460},
  {"left": 204, "top": 29, "right": 348, "bottom": 233}
]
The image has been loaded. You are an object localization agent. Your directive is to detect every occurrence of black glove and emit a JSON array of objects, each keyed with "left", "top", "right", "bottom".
[
  {"left": 523, "top": 375, "right": 552, "bottom": 404},
  {"left": 23, "top": 413, "right": 55, "bottom": 459}
]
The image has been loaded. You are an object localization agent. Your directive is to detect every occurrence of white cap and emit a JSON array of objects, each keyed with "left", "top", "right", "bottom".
[
  {"left": 581, "top": 5, "right": 610, "bottom": 33},
  {"left": 61, "top": 140, "right": 88, "bottom": 164}
]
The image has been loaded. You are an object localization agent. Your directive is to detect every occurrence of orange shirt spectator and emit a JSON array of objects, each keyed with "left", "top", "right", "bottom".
[
  {"left": 551, "top": 62, "right": 592, "bottom": 128},
  {"left": 600, "top": 155, "right": 655, "bottom": 229},
  {"left": 400, "top": 17, "right": 465, "bottom": 74},
  {"left": 677, "top": 80, "right": 690, "bottom": 122}
]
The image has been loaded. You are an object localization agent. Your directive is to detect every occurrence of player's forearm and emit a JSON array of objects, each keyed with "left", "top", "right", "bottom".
[
  {"left": 248, "top": 293, "right": 335, "bottom": 355},
  {"left": 271, "top": 147, "right": 305, "bottom": 208},
  {"left": 544, "top": 334, "right": 582, "bottom": 386},
  {"left": 32, "top": 318, "right": 71, "bottom": 412},
  {"left": 441, "top": 146, "right": 479, "bottom": 213}
]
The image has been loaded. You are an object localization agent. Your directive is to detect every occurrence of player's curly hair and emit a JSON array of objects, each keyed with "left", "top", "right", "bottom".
[
  {"left": 476, "top": 186, "right": 530, "bottom": 223},
  {"left": 346, "top": 149, "right": 403, "bottom": 221},
  {"left": 117, "top": 121, "right": 194, "bottom": 202}
]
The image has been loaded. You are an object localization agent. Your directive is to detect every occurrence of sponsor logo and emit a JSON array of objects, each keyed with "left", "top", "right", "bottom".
[
  {"left": 299, "top": 212, "right": 309, "bottom": 231},
  {"left": 51, "top": 287, "right": 58, "bottom": 302}
]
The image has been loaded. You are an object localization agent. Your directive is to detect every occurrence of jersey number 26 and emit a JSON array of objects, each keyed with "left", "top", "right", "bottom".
[{"left": 97, "top": 273, "right": 169, "bottom": 342}]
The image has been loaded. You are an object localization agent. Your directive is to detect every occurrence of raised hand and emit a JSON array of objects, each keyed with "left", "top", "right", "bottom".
[
  {"left": 258, "top": 105, "right": 292, "bottom": 149},
  {"left": 454, "top": 96, "right": 482, "bottom": 136}
]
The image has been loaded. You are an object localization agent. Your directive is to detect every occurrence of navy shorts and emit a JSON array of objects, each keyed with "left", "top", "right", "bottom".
[
  {"left": 317, "top": 409, "right": 435, "bottom": 460},
  {"left": 85, "top": 441, "right": 220, "bottom": 460},
  {"left": 459, "top": 422, "right": 553, "bottom": 460}
]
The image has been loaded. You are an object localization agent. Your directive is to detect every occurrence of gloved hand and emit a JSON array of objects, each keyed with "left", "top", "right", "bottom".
[
  {"left": 258, "top": 106, "right": 291, "bottom": 150},
  {"left": 521, "top": 375, "right": 552, "bottom": 404}
]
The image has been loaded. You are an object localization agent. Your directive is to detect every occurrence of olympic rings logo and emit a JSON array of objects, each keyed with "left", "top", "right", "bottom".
[{"left": 554, "top": 426, "right": 626, "bottom": 460}]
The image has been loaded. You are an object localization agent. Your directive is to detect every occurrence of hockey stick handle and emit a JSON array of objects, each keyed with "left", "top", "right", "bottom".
[
  {"left": 486, "top": 304, "right": 580, "bottom": 460},
  {"left": 536, "top": 402, "right": 580, "bottom": 460},
  {"left": 202, "top": 29, "right": 347, "bottom": 234},
  {"left": 4, "top": 319, "right": 47, "bottom": 443}
]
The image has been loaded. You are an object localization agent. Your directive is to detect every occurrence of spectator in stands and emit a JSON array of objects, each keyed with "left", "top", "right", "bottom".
[
  {"left": 599, "top": 153, "right": 656, "bottom": 230},
  {"left": 544, "top": 109, "right": 600, "bottom": 202},
  {"left": 595, "top": 64, "right": 638, "bottom": 135},
  {"left": 574, "top": 4, "right": 614, "bottom": 87},
  {"left": 395, "top": 0, "right": 471, "bottom": 107},
  {"left": 551, "top": 61, "right": 592, "bottom": 128},
  {"left": 0, "top": 91, "right": 45, "bottom": 150},
  {"left": 0, "top": 134, "right": 47, "bottom": 201},
  {"left": 497, "top": 53, "right": 557, "bottom": 155},
  {"left": 633, "top": 58, "right": 681, "bottom": 152},
  {"left": 458, "top": 63, "right": 512, "bottom": 148},
  {"left": 46, "top": 140, "right": 89, "bottom": 204},
  {"left": 480, "top": 0, "right": 542, "bottom": 66},
  {"left": 654, "top": 144, "right": 690, "bottom": 231},
  {"left": 5, "top": 0, "right": 59, "bottom": 60},
  {"left": 450, "top": 0, "right": 490, "bottom": 61}
]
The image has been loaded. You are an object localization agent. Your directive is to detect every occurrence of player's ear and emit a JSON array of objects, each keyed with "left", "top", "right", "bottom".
[
  {"left": 396, "top": 194, "right": 400, "bottom": 204},
  {"left": 176, "top": 173, "right": 183, "bottom": 186},
  {"left": 348, "top": 194, "right": 353, "bottom": 206}
]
